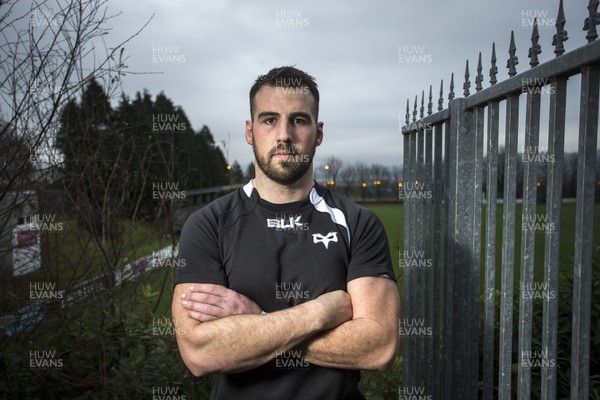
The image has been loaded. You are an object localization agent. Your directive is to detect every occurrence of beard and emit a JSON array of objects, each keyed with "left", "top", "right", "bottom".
[{"left": 252, "top": 135, "right": 316, "bottom": 186}]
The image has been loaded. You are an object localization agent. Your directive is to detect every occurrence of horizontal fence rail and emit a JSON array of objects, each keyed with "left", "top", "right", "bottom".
[{"left": 400, "top": 0, "right": 599, "bottom": 399}]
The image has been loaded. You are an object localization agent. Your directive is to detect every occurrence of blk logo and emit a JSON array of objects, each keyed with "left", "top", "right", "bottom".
[
  {"left": 312, "top": 232, "right": 338, "bottom": 249},
  {"left": 267, "top": 215, "right": 309, "bottom": 231}
]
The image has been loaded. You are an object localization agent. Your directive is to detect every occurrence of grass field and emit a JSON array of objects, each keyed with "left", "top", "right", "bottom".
[{"left": 363, "top": 201, "right": 600, "bottom": 292}]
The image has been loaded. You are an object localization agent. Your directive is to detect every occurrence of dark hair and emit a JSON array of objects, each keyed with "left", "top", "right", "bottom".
[{"left": 249, "top": 66, "right": 320, "bottom": 120}]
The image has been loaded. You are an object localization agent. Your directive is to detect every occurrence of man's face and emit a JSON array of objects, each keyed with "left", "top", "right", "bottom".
[{"left": 246, "top": 85, "right": 323, "bottom": 185}]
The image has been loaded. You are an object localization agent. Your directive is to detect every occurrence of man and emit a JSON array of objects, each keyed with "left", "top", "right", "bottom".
[{"left": 172, "top": 66, "right": 400, "bottom": 399}]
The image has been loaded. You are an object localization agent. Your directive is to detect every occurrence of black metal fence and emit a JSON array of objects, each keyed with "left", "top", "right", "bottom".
[{"left": 400, "top": 1, "right": 598, "bottom": 398}]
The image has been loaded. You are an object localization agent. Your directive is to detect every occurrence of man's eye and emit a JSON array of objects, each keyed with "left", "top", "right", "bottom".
[
  {"left": 294, "top": 118, "right": 307, "bottom": 125},
  {"left": 264, "top": 118, "right": 276, "bottom": 125}
]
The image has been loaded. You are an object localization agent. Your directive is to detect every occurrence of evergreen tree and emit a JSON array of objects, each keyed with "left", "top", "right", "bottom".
[
  {"left": 229, "top": 161, "right": 244, "bottom": 184},
  {"left": 57, "top": 77, "right": 128, "bottom": 239},
  {"left": 245, "top": 162, "right": 256, "bottom": 181},
  {"left": 195, "top": 125, "right": 227, "bottom": 187},
  {"left": 57, "top": 81, "right": 230, "bottom": 227}
]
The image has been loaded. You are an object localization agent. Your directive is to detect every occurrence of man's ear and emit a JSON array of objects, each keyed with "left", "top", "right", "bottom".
[
  {"left": 245, "top": 120, "right": 253, "bottom": 145},
  {"left": 316, "top": 121, "right": 324, "bottom": 146}
]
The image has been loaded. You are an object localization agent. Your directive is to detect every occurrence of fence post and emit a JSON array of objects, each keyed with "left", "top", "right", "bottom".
[
  {"left": 402, "top": 130, "right": 416, "bottom": 390},
  {"left": 443, "top": 97, "right": 477, "bottom": 399},
  {"left": 571, "top": 63, "right": 599, "bottom": 400},
  {"left": 432, "top": 121, "right": 444, "bottom": 400},
  {"left": 541, "top": 75, "right": 567, "bottom": 399}
]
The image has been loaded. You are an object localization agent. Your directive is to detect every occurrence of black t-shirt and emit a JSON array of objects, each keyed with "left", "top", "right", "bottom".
[{"left": 175, "top": 181, "right": 396, "bottom": 400}]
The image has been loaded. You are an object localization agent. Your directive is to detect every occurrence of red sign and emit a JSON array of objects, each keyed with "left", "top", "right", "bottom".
[{"left": 17, "top": 230, "right": 38, "bottom": 248}]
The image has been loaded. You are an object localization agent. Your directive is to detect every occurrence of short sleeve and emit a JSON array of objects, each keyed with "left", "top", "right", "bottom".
[
  {"left": 346, "top": 209, "right": 397, "bottom": 283},
  {"left": 174, "top": 209, "right": 228, "bottom": 287}
]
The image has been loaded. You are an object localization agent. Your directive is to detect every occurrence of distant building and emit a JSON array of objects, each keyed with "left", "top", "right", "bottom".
[{"left": 0, "top": 190, "right": 41, "bottom": 276}]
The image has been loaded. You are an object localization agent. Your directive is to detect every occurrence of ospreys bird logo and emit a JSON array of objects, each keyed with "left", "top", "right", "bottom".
[{"left": 312, "top": 232, "right": 338, "bottom": 249}]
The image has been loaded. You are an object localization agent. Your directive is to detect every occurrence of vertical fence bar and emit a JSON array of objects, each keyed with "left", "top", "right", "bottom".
[
  {"left": 423, "top": 124, "right": 434, "bottom": 392},
  {"left": 498, "top": 93, "right": 520, "bottom": 400},
  {"left": 416, "top": 102, "right": 425, "bottom": 391},
  {"left": 446, "top": 97, "right": 475, "bottom": 399},
  {"left": 411, "top": 129, "right": 419, "bottom": 389},
  {"left": 470, "top": 106, "right": 484, "bottom": 400},
  {"left": 402, "top": 131, "right": 411, "bottom": 389},
  {"left": 432, "top": 122, "right": 444, "bottom": 400},
  {"left": 517, "top": 85, "right": 541, "bottom": 400},
  {"left": 415, "top": 128, "right": 425, "bottom": 386},
  {"left": 483, "top": 100, "right": 500, "bottom": 400},
  {"left": 409, "top": 102, "right": 419, "bottom": 393},
  {"left": 441, "top": 117, "right": 452, "bottom": 399},
  {"left": 570, "top": 64, "right": 599, "bottom": 400},
  {"left": 541, "top": 76, "right": 567, "bottom": 399},
  {"left": 402, "top": 131, "right": 416, "bottom": 389}
]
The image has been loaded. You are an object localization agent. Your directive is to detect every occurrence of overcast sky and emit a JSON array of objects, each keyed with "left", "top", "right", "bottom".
[{"left": 102, "top": 0, "right": 590, "bottom": 170}]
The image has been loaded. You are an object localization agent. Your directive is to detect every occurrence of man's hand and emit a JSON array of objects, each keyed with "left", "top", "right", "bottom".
[{"left": 180, "top": 284, "right": 262, "bottom": 322}]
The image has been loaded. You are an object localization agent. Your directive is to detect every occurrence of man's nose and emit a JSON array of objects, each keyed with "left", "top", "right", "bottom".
[{"left": 276, "top": 119, "right": 294, "bottom": 143}]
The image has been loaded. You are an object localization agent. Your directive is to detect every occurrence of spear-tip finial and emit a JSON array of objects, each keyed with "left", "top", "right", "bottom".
[
  {"left": 476, "top": 52, "right": 484, "bottom": 92},
  {"left": 412, "top": 95, "right": 418, "bottom": 122},
  {"left": 490, "top": 42, "right": 498, "bottom": 85},
  {"left": 438, "top": 79, "right": 444, "bottom": 111},
  {"left": 507, "top": 30, "right": 519, "bottom": 77},
  {"left": 528, "top": 18, "right": 542, "bottom": 67},
  {"left": 427, "top": 85, "right": 433, "bottom": 115},
  {"left": 552, "top": 0, "right": 569, "bottom": 56},
  {"left": 584, "top": 0, "right": 600, "bottom": 43},
  {"left": 463, "top": 60, "right": 471, "bottom": 97}
]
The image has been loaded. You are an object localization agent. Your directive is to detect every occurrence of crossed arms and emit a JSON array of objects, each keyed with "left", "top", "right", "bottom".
[{"left": 172, "top": 276, "right": 401, "bottom": 377}]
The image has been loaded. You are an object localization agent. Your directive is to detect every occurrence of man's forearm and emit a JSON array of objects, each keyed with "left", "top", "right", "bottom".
[
  {"left": 175, "top": 291, "right": 351, "bottom": 376},
  {"left": 298, "top": 318, "right": 398, "bottom": 372}
]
